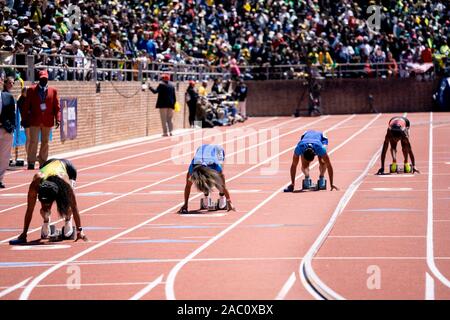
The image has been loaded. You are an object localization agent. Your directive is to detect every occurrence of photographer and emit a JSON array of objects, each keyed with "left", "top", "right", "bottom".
[{"left": 0, "top": 75, "right": 16, "bottom": 188}]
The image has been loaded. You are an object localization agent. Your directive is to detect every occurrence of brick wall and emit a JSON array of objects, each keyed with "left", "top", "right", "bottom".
[
  {"left": 11, "top": 81, "right": 190, "bottom": 159},
  {"left": 246, "top": 78, "right": 439, "bottom": 116}
]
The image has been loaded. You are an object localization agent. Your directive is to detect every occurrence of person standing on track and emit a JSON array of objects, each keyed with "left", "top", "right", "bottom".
[
  {"left": 148, "top": 73, "right": 176, "bottom": 137},
  {"left": 9, "top": 158, "right": 88, "bottom": 245},
  {"left": 0, "top": 76, "right": 16, "bottom": 189},
  {"left": 22, "top": 70, "right": 60, "bottom": 170},
  {"left": 376, "top": 116, "right": 419, "bottom": 174},
  {"left": 178, "top": 144, "right": 235, "bottom": 214},
  {"left": 284, "top": 130, "right": 338, "bottom": 192}
]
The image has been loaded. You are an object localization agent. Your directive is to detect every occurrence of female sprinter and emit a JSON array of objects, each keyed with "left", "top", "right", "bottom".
[
  {"left": 9, "top": 158, "right": 88, "bottom": 244},
  {"left": 178, "top": 144, "right": 235, "bottom": 214}
]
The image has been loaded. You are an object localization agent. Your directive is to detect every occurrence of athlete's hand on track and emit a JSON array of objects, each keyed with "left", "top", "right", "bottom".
[
  {"left": 413, "top": 167, "right": 420, "bottom": 174},
  {"left": 330, "top": 185, "right": 339, "bottom": 191},
  {"left": 178, "top": 204, "right": 188, "bottom": 214},
  {"left": 376, "top": 167, "right": 384, "bottom": 175},
  {"left": 283, "top": 184, "right": 294, "bottom": 192},
  {"left": 75, "top": 231, "right": 89, "bottom": 242},
  {"left": 226, "top": 200, "right": 236, "bottom": 212}
]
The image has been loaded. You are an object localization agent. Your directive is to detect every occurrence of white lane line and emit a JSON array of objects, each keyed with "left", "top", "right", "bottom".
[
  {"left": 17, "top": 116, "right": 330, "bottom": 299},
  {"left": 11, "top": 245, "right": 71, "bottom": 251},
  {"left": 375, "top": 175, "right": 415, "bottom": 178},
  {"left": 275, "top": 272, "right": 296, "bottom": 300},
  {"left": 300, "top": 117, "right": 383, "bottom": 300},
  {"left": 165, "top": 114, "right": 375, "bottom": 300},
  {"left": 0, "top": 117, "right": 277, "bottom": 195},
  {"left": 129, "top": 274, "right": 164, "bottom": 300},
  {"left": 427, "top": 112, "right": 450, "bottom": 289},
  {"left": 0, "top": 281, "right": 154, "bottom": 290},
  {"left": 1, "top": 118, "right": 294, "bottom": 243},
  {"left": 328, "top": 235, "right": 426, "bottom": 238},
  {"left": 0, "top": 277, "right": 32, "bottom": 299},
  {"left": 2, "top": 256, "right": 450, "bottom": 270},
  {"left": 425, "top": 272, "right": 435, "bottom": 300},
  {"left": 372, "top": 188, "right": 413, "bottom": 191}
]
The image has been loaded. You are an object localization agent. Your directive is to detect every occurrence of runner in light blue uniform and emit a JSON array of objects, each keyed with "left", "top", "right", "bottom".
[
  {"left": 284, "top": 130, "right": 338, "bottom": 192},
  {"left": 180, "top": 144, "right": 235, "bottom": 214},
  {"left": 188, "top": 144, "right": 225, "bottom": 175}
]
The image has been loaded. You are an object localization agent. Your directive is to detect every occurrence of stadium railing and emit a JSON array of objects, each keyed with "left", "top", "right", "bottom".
[{"left": 1, "top": 53, "right": 445, "bottom": 83}]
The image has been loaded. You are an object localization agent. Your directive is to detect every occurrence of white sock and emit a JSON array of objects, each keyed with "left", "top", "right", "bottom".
[
  {"left": 219, "top": 196, "right": 227, "bottom": 209},
  {"left": 64, "top": 219, "right": 73, "bottom": 237},
  {"left": 41, "top": 222, "right": 50, "bottom": 238}
]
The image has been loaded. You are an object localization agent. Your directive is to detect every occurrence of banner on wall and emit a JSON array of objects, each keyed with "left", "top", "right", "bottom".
[{"left": 60, "top": 97, "right": 78, "bottom": 141}]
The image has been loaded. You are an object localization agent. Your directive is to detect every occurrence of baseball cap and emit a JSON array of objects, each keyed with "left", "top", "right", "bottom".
[{"left": 39, "top": 70, "right": 49, "bottom": 79}]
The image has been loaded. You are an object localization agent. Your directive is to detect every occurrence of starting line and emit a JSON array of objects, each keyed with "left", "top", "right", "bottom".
[
  {"left": 372, "top": 187, "right": 413, "bottom": 191},
  {"left": 11, "top": 245, "right": 71, "bottom": 251}
]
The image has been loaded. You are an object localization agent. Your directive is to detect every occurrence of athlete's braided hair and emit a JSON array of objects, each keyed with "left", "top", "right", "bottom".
[{"left": 38, "top": 175, "right": 73, "bottom": 219}]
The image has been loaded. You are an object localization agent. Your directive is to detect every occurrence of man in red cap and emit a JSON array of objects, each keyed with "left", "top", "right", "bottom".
[
  {"left": 22, "top": 70, "right": 60, "bottom": 170},
  {"left": 148, "top": 73, "right": 176, "bottom": 136}
]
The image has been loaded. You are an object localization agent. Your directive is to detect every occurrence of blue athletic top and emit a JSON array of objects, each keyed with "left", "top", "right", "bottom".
[
  {"left": 294, "top": 130, "right": 328, "bottom": 157},
  {"left": 188, "top": 144, "right": 225, "bottom": 174}
]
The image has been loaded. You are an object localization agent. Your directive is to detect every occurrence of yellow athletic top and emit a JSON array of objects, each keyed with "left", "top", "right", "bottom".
[{"left": 40, "top": 160, "right": 67, "bottom": 181}]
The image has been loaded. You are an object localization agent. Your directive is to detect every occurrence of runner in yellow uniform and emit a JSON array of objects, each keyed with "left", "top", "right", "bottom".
[{"left": 9, "top": 159, "right": 88, "bottom": 245}]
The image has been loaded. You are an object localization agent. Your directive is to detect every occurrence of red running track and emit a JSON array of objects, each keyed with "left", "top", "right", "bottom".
[{"left": 0, "top": 113, "right": 448, "bottom": 300}]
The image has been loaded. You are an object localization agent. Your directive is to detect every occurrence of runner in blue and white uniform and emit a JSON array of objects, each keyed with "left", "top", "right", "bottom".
[
  {"left": 284, "top": 130, "right": 338, "bottom": 192},
  {"left": 179, "top": 144, "right": 235, "bottom": 213}
]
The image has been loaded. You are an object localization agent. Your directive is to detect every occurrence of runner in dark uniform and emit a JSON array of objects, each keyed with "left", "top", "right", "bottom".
[{"left": 377, "top": 116, "right": 419, "bottom": 174}]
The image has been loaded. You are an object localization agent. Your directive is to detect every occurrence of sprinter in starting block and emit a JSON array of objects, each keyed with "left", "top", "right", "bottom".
[
  {"left": 9, "top": 159, "right": 88, "bottom": 245},
  {"left": 178, "top": 144, "right": 235, "bottom": 214},
  {"left": 284, "top": 130, "right": 338, "bottom": 192},
  {"left": 376, "top": 116, "right": 420, "bottom": 175}
]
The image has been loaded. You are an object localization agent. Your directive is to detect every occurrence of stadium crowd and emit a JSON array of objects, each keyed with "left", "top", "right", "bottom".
[{"left": 0, "top": 0, "right": 449, "bottom": 80}]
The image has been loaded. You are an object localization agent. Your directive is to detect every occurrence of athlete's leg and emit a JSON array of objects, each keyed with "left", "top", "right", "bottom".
[
  {"left": 401, "top": 139, "right": 410, "bottom": 164},
  {"left": 301, "top": 156, "right": 311, "bottom": 178},
  {"left": 390, "top": 140, "right": 398, "bottom": 163},
  {"left": 40, "top": 202, "right": 52, "bottom": 238},
  {"left": 319, "top": 157, "right": 327, "bottom": 178}
]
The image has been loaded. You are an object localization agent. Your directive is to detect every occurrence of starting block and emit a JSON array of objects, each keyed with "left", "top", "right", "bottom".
[
  {"left": 200, "top": 197, "right": 228, "bottom": 211},
  {"left": 302, "top": 177, "right": 327, "bottom": 191},
  {"left": 48, "top": 225, "right": 76, "bottom": 242},
  {"left": 390, "top": 163, "right": 412, "bottom": 174}
]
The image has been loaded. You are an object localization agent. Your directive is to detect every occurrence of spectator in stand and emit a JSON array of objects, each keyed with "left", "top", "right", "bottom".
[
  {"left": 386, "top": 52, "right": 398, "bottom": 78},
  {"left": 211, "top": 78, "right": 223, "bottom": 94},
  {"left": 22, "top": 70, "right": 60, "bottom": 170},
  {"left": 1, "top": 0, "right": 449, "bottom": 80},
  {"left": 198, "top": 80, "right": 208, "bottom": 97}
]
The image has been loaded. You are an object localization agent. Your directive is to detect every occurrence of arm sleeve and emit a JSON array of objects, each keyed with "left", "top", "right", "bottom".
[
  {"left": 294, "top": 143, "right": 303, "bottom": 156},
  {"left": 321, "top": 133, "right": 329, "bottom": 145}
]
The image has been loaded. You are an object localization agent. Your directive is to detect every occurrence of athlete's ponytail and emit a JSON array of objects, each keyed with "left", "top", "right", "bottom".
[{"left": 190, "top": 165, "right": 223, "bottom": 195}]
